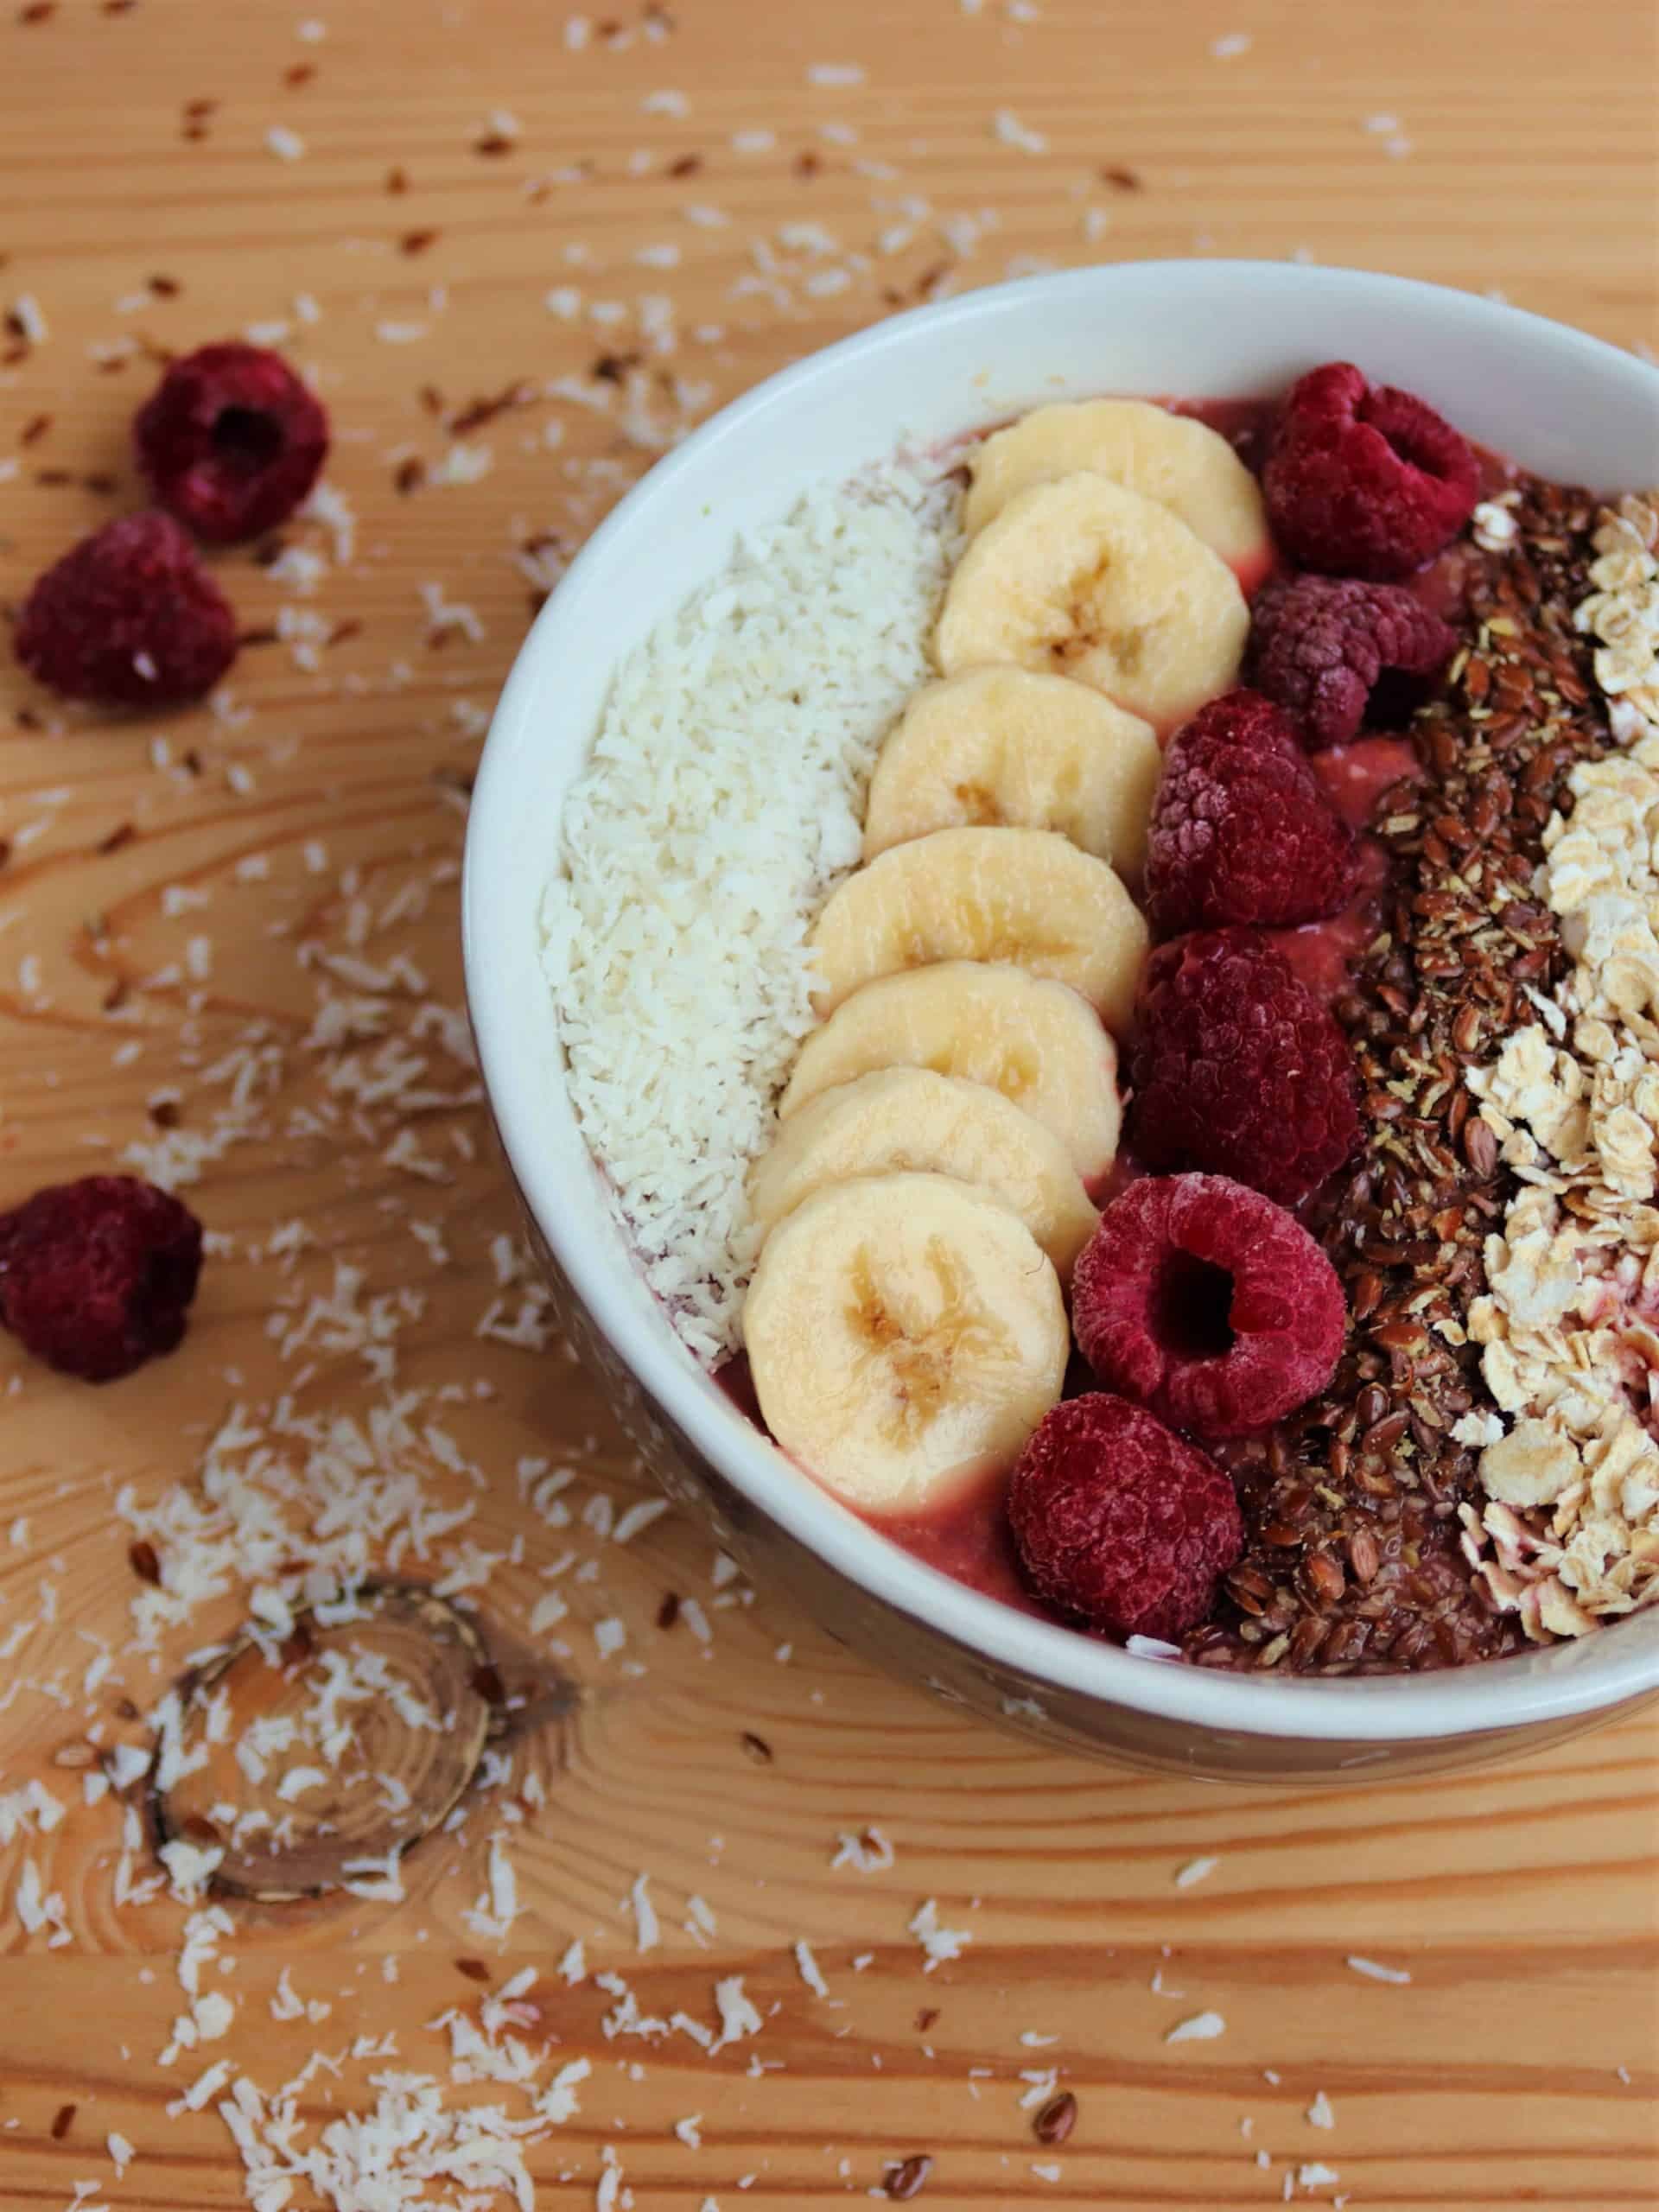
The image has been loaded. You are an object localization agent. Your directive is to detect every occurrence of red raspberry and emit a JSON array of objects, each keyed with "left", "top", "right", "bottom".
[
  {"left": 1262, "top": 361, "right": 1480, "bottom": 581},
  {"left": 1144, "top": 690, "right": 1357, "bottom": 936},
  {"left": 0, "top": 1174, "right": 203, "bottom": 1382},
  {"left": 1128, "top": 931, "right": 1360, "bottom": 1206},
  {"left": 1072, "top": 1173, "right": 1345, "bottom": 1438},
  {"left": 1007, "top": 1393, "right": 1243, "bottom": 1642},
  {"left": 1247, "top": 574, "right": 1456, "bottom": 750},
  {"left": 15, "top": 513, "right": 238, "bottom": 708},
  {"left": 135, "top": 342, "right": 328, "bottom": 543}
]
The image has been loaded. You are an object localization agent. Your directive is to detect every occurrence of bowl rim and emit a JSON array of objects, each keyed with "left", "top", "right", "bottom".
[{"left": 464, "top": 259, "right": 1659, "bottom": 1745}]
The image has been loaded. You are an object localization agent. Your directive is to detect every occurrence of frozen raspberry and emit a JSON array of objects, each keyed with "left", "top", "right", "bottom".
[
  {"left": 0, "top": 1174, "right": 203, "bottom": 1382},
  {"left": 1007, "top": 1393, "right": 1243, "bottom": 1642},
  {"left": 1262, "top": 361, "right": 1480, "bottom": 580},
  {"left": 1072, "top": 1173, "right": 1345, "bottom": 1438},
  {"left": 1128, "top": 931, "right": 1360, "bottom": 1206},
  {"left": 1247, "top": 574, "right": 1456, "bottom": 749},
  {"left": 1144, "top": 690, "right": 1357, "bottom": 935},
  {"left": 135, "top": 342, "right": 328, "bottom": 543},
  {"left": 16, "top": 513, "right": 239, "bottom": 709},
  {"left": 14, "top": 512, "right": 238, "bottom": 709}
]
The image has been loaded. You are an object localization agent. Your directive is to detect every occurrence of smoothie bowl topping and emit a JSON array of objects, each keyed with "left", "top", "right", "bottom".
[{"left": 543, "top": 366, "right": 1659, "bottom": 1675}]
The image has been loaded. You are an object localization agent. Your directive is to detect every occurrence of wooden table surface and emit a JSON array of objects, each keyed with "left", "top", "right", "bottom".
[{"left": 1, "top": 3, "right": 1656, "bottom": 2207}]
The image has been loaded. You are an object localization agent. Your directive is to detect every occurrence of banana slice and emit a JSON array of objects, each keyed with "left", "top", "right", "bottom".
[
  {"left": 808, "top": 825, "right": 1147, "bottom": 1033},
  {"left": 742, "top": 1172, "right": 1069, "bottom": 1515},
  {"left": 963, "top": 397, "right": 1271, "bottom": 584},
  {"left": 863, "top": 666, "right": 1161, "bottom": 880},
  {"left": 934, "top": 472, "right": 1249, "bottom": 732},
  {"left": 749, "top": 1066, "right": 1099, "bottom": 1281},
  {"left": 781, "top": 960, "right": 1121, "bottom": 1192}
]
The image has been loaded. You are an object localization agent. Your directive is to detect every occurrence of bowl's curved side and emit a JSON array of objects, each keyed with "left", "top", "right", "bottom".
[{"left": 465, "top": 261, "right": 1659, "bottom": 1769}]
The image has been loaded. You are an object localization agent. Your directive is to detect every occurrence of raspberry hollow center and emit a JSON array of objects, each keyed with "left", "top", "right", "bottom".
[
  {"left": 211, "top": 404, "right": 285, "bottom": 472},
  {"left": 1150, "top": 1249, "right": 1236, "bottom": 1360}
]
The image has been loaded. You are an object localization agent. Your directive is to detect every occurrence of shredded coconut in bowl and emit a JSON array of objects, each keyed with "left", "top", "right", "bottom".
[{"left": 542, "top": 463, "right": 963, "bottom": 1362}]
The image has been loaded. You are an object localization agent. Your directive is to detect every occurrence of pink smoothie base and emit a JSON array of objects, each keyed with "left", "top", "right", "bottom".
[{"left": 716, "top": 393, "right": 1510, "bottom": 1644}]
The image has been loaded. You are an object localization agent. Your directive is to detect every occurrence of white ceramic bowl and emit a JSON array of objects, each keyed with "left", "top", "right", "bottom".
[{"left": 464, "top": 261, "right": 1659, "bottom": 1782}]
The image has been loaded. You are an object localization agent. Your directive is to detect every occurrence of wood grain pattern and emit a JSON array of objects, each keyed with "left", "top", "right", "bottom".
[{"left": 1, "top": 2, "right": 1656, "bottom": 2206}]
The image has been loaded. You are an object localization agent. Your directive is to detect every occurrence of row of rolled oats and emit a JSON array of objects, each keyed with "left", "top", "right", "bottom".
[{"left": 1461, "top": 494, "right": 1659, "bottom": 1640}]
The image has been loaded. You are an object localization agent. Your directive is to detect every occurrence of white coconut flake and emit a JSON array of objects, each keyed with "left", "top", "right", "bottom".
[
  {"left": 833, "top": 1826, "right": 896, "bottom": 1872},
  {"left": 612, "top": 1497, "right": 670, "bottom": 1543},
  {"left": 992, "top": 107, "right": 1048, "bottom": 154},
  {"left": 711, "top": 1975, "right": 763, "bottom": 2050},
  {"left": 265, "top": 125, "right": 306, "bottom": 161},
  {"left": 1306, "top": 2090, "right": 1336, "bottom": 2129},
  {"left": 462, "top": 1836, "right": 518, "bottom": 1942},
  {"left": 1345, "top": 1955, "right": 1412, "bottom": 1985},
  {"left": 1174, "top": 1856, "right": 1220, "bottom": 1889},
  {"left": 1016, "top": 2067, "right": 1058, "bottom": 2109},
  {"left": 629, "top": 1871, "right": 661, "bottom": 1952},
  {"left": 593, "top": 1616, "right": 627, "bottom": 1658},
  {"left": 794, "top": 1939, "right": 829, "bottom": 1997},
  {"left": 1165, "top": 2010, "right": 1227, "bottom": 2043},
  {"left": 417, "top": 582, "right": 485, "bottom": 641},
  {"left": 168, "top": 2058, "right": 232, "bottom": 2113},
  {"left": 909, "top": 1897, "right": 970, "bottom": 1972},
  {"left": 595, "top": 2145, "right": 625, "bottom": 2209},
  {"left": 1126, "top": 1635, "right": 1184, "bottom": 1660},
  {"left": 678, "top": 1597, "right": 712, "bottom": 1644}
]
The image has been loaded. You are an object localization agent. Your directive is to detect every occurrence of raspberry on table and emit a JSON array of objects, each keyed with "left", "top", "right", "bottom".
[
  {"left": 1262, "top": 361, "right": 1480, "bottom": 581},
  {"left": 1128, "top": 930, "right": 1360, "bottom": 1206},
  {"left": 1144, "top": 689, "right": 1357, "bottom": 935},
  {"left": 1007, "top": 1392, "right": 1243, "bottom": 1642},
  {"left": 1247, "top": 574, "right": 1456, "bottom": 749},
  {"left": 0, "top": 1174, "right": 204, "bottom": 1382},
  {"left": 1072, "top": 1173, "right": 1345, "bottom": 1438},
  {"left": 14, "top": 512, "right": 238, "bottom": 708},
  {"left": 135, "top": 341, "right": 329, "bottom": 543}
]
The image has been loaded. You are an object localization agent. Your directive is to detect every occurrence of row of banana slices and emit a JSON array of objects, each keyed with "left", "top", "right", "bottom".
[{"left": 741, "top": 398, "right": 1271, "bottom": 1518}]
